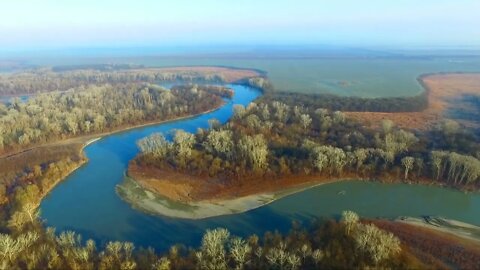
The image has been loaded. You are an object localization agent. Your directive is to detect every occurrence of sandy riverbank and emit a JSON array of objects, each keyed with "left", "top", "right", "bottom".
[
  {"left": 395, "top": 216, "right": 480, "bottom": 243},
  {"left": 116, "top": 176, "right": 337, "bottom": 219},
  {"left": 124, "top": 160, "right": 480, "bottom": 219}
]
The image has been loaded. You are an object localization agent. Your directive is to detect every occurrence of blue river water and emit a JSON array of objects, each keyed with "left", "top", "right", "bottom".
[{"left": 40, "top": 84, "right": 480, "bottom": 251}]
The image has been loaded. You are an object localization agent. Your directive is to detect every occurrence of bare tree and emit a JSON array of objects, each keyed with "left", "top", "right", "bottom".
[
  {"left": 197, "top": 228, "right": 230, "bottom": 270},
  {"left": 401, "top": 157, "right": 415, "bottom": 180},
  {"left": 300, "top": 114, "right": 312, "bottom": 130},
  {"left": 341, "top": 210, "right": 359, "bottom": 235},
  {"left": 353, "top": 223, "right": 401, "bottom": 264},
  {"left": 238, "top": 134, "right": 269, "bottom": 172},
  {"left": 229, "top": 237, "right": 251, "bottom": 270}
]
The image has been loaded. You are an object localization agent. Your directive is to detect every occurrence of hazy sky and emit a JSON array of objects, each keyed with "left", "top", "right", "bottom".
[{"left": 1, "top": 0, "right": 479, "bottom": 50}]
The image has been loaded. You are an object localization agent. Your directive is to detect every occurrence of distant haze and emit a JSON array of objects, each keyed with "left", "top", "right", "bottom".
[{"left": 1, "top": 0, "right": 480, "bottom": 51}]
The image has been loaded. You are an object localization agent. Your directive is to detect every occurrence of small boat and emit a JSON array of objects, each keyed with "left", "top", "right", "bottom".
[{"left": 337, "top": 190, "right": 346, "bottom": 195}]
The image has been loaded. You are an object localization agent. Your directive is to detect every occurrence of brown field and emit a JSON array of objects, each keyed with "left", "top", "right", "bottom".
[
  {"left": 371, "top": 219, "right": 480, "bottom": 269},
  {"left": 345, "top": 73, "right": 480, "bottom": 130},
  {"left": 0, "top": 142, "right": 84, "bottom": 175}
]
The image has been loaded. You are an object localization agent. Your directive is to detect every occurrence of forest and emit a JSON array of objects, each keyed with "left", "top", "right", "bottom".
[
  {"left": 0, "top": 83, "right": 231, "bottom": 153},
  {"left": 131, "top": 97, "right": 480, "bottom": 194},
  {"left": 263, "top": 91, "right": 428, "bottom": 112},
  {"left": 0, "top": 66, "right": 226, "bottom": 96},
  {"left": 1, "top": 70, "right": 479, "bottom": 269},
  {"left": 246, "top": 77, "right": 429, "bottom": 112},
  {"left": 3, "top": 209, "right": 449, "bottom": 270},
  {"left": 0, "top": 82, "right": 233, "bottom": 232},
  {"left": 0, "top": 69, "right": 237, "bottom": 251}
]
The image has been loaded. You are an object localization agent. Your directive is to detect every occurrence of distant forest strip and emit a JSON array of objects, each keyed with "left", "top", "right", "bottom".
[
  {"left": 244, "top": 77, "right": 429, "bottom": 113},
  {"left": 0, "top": 65, "right": 259, "bottom": 96},
  {"left": 262, "top": 91, "right": 428, "bottom": 112}
]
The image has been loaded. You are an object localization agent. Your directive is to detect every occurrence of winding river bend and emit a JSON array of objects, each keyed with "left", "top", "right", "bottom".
[{"left": 41, "top": 84, "right": 480, "bottom": 251}]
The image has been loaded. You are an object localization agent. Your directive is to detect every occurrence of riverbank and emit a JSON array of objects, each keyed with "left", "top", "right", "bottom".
[
  {"left": 39, "top": 137, "right": 102, "bottom": 201},
  {"left": 395, "top": 216, "right": 480, "bottom": 243},
  {"left": 371, "top": 217, "right": 480, "bottom": 269},
  {"left": 124, "top": 161, "right": 479, "bottom": 219},
  {"left": 1, "top": 91, "right": 231, "bottom": 212},
  {"left": 120, "top": 71, "right": 480, "bottom": 220},
  {"left": 116, "top": 175, "right": 341, "bottom": 219},
  {"left": 29, "top": 104, "right": 229, "bottom": 207},
  {"left": 0, "top": 99, "right": 226, "bottom": 160},
  {"left": 124, "top": 164, "right": 413, "bottom": 219},
  {"left": 34, "top": 157, "right": 87, "bottom": 208}
]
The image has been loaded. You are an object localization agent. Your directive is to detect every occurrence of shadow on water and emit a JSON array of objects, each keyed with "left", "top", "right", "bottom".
[
  {"left": 445, "top": 93, "right": 480, "bottom": 123},
  {"left": 120, "top": 205, "right": 299, "bottom": 251}
]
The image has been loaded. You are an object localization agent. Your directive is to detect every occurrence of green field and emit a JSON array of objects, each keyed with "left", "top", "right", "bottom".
[{"left": 23, "top": 51, "right": 480, "bottom": 98}]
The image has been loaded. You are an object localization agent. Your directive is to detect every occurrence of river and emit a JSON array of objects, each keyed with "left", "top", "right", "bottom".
[
  {"left": 40, "top": 84, "right": 480, "bottom": 251},
  {"left": 0, "top": 95, "right": 31, "bottom": 104}
]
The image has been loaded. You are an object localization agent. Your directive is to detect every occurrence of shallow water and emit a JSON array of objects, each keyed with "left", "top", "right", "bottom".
[{"left": 0, "top": 95, "right": 30, "bottom": 104}]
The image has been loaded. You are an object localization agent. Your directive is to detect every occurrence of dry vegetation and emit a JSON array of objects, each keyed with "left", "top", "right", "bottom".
[
  {"left": 129, "top": 163, "right": 345, "bottom": 203},
  {"left": 372, "top": 219, "right": 480, "bottom": 269},
  {"left": 1, "top": 67, "right": 480, "bottom": 269},
  {"left": 345, "top": 73, "right": 480, "bottom": 130},
  {"left": 1, "top": 210, "right": 433, "bottom": 270},
  {"left": 128, "top": 94, "right": 480, "bottom": 205}
]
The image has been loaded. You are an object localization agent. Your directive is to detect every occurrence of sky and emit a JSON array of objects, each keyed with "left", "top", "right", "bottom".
[{"left": 1, "top": 0, "right": 480, "bottom": 50}]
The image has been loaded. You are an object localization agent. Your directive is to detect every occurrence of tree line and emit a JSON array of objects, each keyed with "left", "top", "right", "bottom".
[
  {"left": 242, "top": 76, "right": 429, "bottom": 113},
  {"left": 132, "top": 98, "right": 480, "bottom": 190},
  {"left": 1, "top": 210, "right": 430, "bottom": 269},
  {"left": 0, "top": 67, "right": 226, "bottom": 96},
  {"left": 261, "top": 91, "right": 428, "bottom": 113}
]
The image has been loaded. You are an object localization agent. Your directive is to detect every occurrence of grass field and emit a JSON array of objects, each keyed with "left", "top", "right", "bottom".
[
  {"left": 151, "top": 58, "right": 480, "bottom": 97},
  {"left": 22, "top": 49, "right": 480, "bottom": 98}
]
